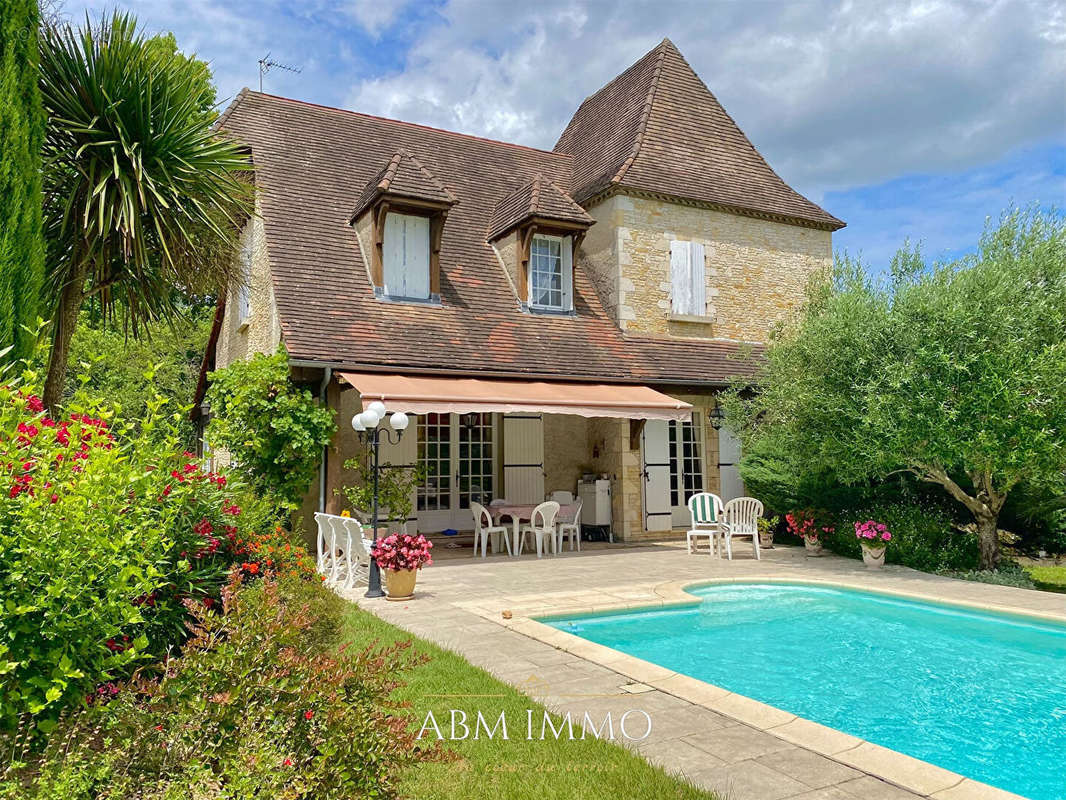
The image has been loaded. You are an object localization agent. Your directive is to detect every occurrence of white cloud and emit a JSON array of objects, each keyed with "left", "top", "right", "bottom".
[
  {"left": 343, "top": 0, "right": 410, "bottom": 36},
  {"left": 345, "top": 0, "right": 1066, "bottom": 195}
]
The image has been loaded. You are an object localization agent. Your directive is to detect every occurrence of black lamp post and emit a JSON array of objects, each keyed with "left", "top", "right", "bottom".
[{"left": 352, "top": 402, "right": 409, "bottom": 598}]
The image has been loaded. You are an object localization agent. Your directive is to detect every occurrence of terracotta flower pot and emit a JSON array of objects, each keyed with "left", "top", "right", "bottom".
[
  {"left": 385, "top": 568, "right": 417, "bottom": 601},
  {"left": 861, "top": 543, "right": 886, "bottom": 569},
  {"left": 803, "top": 536, "right": 823, "bottom": 557}
]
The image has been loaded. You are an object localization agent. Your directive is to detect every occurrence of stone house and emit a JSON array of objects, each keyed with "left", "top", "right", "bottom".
[{"left": 196, "top": 38, "right": 843, "bottom": 543}]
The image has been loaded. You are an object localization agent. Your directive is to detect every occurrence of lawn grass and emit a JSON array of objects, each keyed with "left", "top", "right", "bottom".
[
  {"left": 341, "top": 606, "right": 716, "bottom": 800},
  {"left": 1025, "top": 565, "right": 1066, "bottom": 593}
]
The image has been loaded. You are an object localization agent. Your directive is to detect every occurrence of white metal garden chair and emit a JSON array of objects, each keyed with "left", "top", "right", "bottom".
[
  {"left": 686, "top": 493, "right": 725, "bottom": 556},
  {"left": 470, "top": 501, "right": 511, "bottom": 558},
  {"left": 518, "top": 500, "right": 560, "bottom": 558},
  {"left": 723, "top": 497, "right": 764, "bottom": 561},
  {"left": 555, "top": 497, "right": 583, "bottom": 552}
]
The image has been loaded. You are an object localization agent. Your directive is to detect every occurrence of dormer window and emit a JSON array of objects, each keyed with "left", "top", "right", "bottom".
[
  {"left": 349, "top": 149, "right": 457, "bottom": 305},
  {"left": 529, "top": 234, "right": 573, "bottom": 311},
  {"left": 383, "top": 212, "right": 431, "bottom": 300},
  {"left": 486, "top": 175, "right": 593, "bottom": 314}
]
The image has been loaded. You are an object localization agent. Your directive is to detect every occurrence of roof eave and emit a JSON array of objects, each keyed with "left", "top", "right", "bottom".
[{"left": 580, "top": 184, "right": 845, "bottom": 232}]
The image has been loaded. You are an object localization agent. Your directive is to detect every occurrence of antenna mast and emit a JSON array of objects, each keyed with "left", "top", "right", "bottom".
[{"left": 258, "top": 53, "right": 302, "bottom": 92}]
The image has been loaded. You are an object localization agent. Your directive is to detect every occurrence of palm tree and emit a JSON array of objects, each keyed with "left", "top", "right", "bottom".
[{"left": 38, "top": 13, "right": 251, "bottom": 410}]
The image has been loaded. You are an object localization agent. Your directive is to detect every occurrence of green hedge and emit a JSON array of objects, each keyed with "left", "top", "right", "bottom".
[{"left": 821, "top": 500, "right": 980, "bottom": 572}]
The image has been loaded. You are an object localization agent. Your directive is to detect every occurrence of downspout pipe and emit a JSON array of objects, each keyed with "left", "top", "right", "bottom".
[{"left": 318, "top": 366, "right": 332, "bottom": 512}]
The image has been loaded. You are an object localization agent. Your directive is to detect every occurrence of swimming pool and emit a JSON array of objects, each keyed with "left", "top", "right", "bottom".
[{"left": 542, "top": 583, "right": 1066, "bottom": 799}]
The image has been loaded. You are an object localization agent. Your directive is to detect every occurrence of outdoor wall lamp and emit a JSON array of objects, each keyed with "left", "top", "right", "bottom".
[
  {"left": 708, "top": 403, "right": 725, "bottom": 431},
  {"left": 352, "top": 401, "right": 410, "bottom": 598}
]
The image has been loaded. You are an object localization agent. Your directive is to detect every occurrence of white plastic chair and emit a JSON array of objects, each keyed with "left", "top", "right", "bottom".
[
  {"left": 686, "top": 493, "right": 725, "bottom": 556},
  {"left": 519, "top": 500, "right": 560, "bottom": 558},
  {"left": 314, "top": 512, "right": 371, "bottom": 589},
  {"left": 723, "top": 497, "right": 763, "bottom": 561},
  {"left": 548, "top": 490, "right": 574, "bottom": 504},
  {"left": 555, "top": 498, "right": 583, "bottom": 552},
  {"left": 471, "top": 501, "right": 511, "bottom": 558}
]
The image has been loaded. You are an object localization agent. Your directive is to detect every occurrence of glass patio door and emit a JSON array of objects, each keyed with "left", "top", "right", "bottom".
[{"left": 415, "top": 413, "right": 497, "bottom": 532}]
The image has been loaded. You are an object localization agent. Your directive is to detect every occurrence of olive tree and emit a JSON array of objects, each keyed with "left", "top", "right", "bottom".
[{"left": 725, "top": 208, "right": 1066, "bottom": 569}]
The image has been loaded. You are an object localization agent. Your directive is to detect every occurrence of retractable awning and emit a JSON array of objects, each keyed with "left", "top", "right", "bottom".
[{"left": 338, "top": 372, "right": 692, "bottom": 421}]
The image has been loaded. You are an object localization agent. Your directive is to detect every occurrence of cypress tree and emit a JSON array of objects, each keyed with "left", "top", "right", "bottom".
[{"left": 0, "top": 0, "right": 45, "bottom": 361}]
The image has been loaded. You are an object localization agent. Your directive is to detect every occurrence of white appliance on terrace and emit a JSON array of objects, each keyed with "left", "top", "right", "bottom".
[{"left": 577, "top": 478, "right": 613, "bottom": 543}]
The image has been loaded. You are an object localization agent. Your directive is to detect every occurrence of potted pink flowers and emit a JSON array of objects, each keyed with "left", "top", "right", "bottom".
[
  {"left": 854, "top": 520, "right": 892, "bottom": 569},
  {"left": 370, "top": 533, "right": 433, "bottom": 600}
]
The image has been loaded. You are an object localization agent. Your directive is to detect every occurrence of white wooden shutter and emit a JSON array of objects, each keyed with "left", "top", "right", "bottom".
[
  {"left": 502, "top": 414, "right": 544, "bottom": 504},
  {"left": 717, "top": 425, "right": 746, "bottom": 503},
  {"left": 561, "top": 235, "right": 574, "bottom": 311},
  {"left": 689, "top": 242, "right": 705, "bottom": 316},
  {"left": 670, "top": 240, "right": 692, "bottom": 315},
  {"left": 404, "top": 215, "right": 430, "bottom": 299},
  {"left": 642, "top": 420, "right": 673, "bottom": 531},
  {"left": 236, "top": 227, "right": 253, "bottom": 321},
  {"left": 383, "top": 213, "right": 430, "bottom": 299},
  {"left": 383, "top": 213, "right": 405, "bottom": 297}
]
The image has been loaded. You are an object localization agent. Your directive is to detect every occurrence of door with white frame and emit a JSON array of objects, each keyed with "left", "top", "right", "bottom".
[
  {"left": 642, "top": 413, "right": 706, "bottom": 531},
  {"left": 415, "top": 413, "right": 498, "bottom": 532}
]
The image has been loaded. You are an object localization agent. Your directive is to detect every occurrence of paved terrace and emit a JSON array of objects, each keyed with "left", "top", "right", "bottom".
[{"left": 345, "top": 542, "right": 1063, "bottom": 800}]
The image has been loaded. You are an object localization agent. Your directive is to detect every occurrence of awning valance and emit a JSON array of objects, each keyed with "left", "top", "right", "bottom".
[{"left": 338, "top": 372, "right": 692, "bottom": 421}]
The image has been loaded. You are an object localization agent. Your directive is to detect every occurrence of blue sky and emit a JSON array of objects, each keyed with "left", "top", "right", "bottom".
[{"left": 64, "top": 0, "right": 1066, "bottom": 266}]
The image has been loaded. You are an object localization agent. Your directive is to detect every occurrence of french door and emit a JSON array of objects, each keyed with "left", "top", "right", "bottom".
[{"left": 415, "top": 413, "right": 497, "bottom": 532}]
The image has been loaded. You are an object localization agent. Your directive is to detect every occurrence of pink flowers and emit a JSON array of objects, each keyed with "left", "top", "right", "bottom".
[
  {"left": 854, "top": 519, "right": 892, "bottom": 545},
  {"left": 370, "top": 533, "right": 433, "bottom": 571}
]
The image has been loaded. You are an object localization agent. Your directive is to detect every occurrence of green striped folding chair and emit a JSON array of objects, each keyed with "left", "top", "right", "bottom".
[{"left": 686, "top": 492, "right": 725, "bottom": 557}]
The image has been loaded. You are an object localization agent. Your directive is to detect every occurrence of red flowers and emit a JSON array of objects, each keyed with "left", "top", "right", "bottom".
[
  {"left": 304, "top": 710, "right": 314, "bottom": 720},
  {"left": 283, "top": 758, "right": 293, "bottom": 767}
]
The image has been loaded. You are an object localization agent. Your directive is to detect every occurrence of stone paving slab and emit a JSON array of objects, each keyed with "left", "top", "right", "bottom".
[{"left": 344, "top": 542, "right": 1052, "bottom": 799}]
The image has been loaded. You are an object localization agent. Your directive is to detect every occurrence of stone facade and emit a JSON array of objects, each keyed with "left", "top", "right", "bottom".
[
  {"left": 583, "top": 193, "right": 832, "bottom": 342},
  {"left": 216, "top": 212, "right": 282, "bottom": 365},
  {"left": 214, "top": 190, "right": 830, "bottom": 544}
]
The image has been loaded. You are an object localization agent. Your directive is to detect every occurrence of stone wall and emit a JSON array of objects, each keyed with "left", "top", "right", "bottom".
[
  {"left": 581, "top": 193, "right": 832, "bottom": 342},
  {"left": 542, "top": 414, "right": 590, "bottom": 496},
  {"left": 216, "top": 212, "right": 281, "bottom": 368}
]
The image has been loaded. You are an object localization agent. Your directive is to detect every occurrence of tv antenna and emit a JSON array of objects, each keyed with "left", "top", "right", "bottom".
[{"left": 258, "top": 53, "right": 302, "bottom": 92}]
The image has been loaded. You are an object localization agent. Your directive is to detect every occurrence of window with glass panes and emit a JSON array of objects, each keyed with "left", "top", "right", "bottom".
[
  {"left": 416, "top": 413, "right": 450, "bottom": 511},
  {"left": 668, "top": 413, "right": 703, "bottom": 507},
  {"left": 457, "top": 413, "right": 494, "bottom": 509},
  {"left": 529, "top": 235, "right": 563, "bottom": 309}
]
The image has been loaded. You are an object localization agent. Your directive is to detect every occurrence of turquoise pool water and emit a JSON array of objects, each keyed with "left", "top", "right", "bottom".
[{"left": 543, "top": 583, "right": 1066, "bottom": 799}]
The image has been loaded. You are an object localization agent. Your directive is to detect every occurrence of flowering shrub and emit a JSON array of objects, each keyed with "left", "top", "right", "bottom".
[
  {"left": 854, "top": 519, "right": 892, "bottom": 547},
  {"left": 0, "top": 575, "right": 441, "bottom": 799},
  {"left": 785, "top": 508, "right": 834, "bottom": 541},
  {"left": 205, "top": 349, "right": 335, "bottom": 510},
  {"left": 0, "top": 379, "right": 280, "bottom": 731},
  {"left": 370, "top": 533, "right": 433, "bottom": 572}
]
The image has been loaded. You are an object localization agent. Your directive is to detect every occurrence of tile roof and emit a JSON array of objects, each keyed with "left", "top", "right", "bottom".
[
  {"left": 350, "top": 148, "right": 457, "bottom": 220},
  {"left": 486, "top": 174, "right": 594, "bottom": 241},
  {"left": 212, "top": 35, "right": 838, "bottom": 390},
  {"left": 554, "top": 39, "right": 844, "bottom": 231},
  {"left": 219, "top": 91, "right": 757, "bottom": 386}
]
